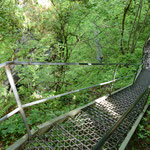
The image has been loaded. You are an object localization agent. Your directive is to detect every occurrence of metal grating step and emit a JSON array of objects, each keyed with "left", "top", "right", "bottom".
[
  {"left": 21, "top": 69, "right": 150, "bottom": 150},
  {"left": 103, "top": 90, "right": 149, "bottom": 150},
  {"left": 23, "top": 85, "right": 148, "bottom": 150}
]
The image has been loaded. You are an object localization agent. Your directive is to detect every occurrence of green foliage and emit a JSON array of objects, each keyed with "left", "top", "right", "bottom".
[
  {"left": 137, "top": 97, "right": 150, "bottom": 141},
  {"left": 127, "top": 97, "right": 150, "bottom": 150},
  {"left": 0, "top": 114, "right": 26, "bottom": 147},
  {"left": 0, "top": 0, "right": 22, "bottom": 62},
  {"left": 0, "top": 0, "right": 149, "bottom": 149}
]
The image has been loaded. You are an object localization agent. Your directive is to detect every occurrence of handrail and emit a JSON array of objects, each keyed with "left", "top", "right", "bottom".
[
  {"left": 0, "top": 73, "right": 135, "bottom": 123},
  {"left": 0, "top": 108, "right": 19, "bottom": 123},
  {"left": 92, "top": 88, "right": 149, "bottom": 150},
  {"left": 0, "top": 61, "right": 140, "bottom": 68},
  {"left": 0, "top": 61, "right": 139, "bottom": 139},
  {"left": 5, "top": 66, "right": 31, "bottom": 137},
  {"left": 22, "top": 74, "right": 135, "bottom": 108},
  {"left": 0, "top": 61, "right": 13, "bottom": 68}
]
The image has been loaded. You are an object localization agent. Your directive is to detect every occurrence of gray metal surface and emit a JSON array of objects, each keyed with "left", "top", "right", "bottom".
[
  {"left": 0, "top": 59, "right": 149, "bottom": 150},
  {"left": 0, "top": 73, "right": 134, "bottom": 124},
  {"left": 0, "top": 61, "right": 140, "bottom": 68},
  {"left": 20, "top": 69, "right": 150, "bottom": 150},
  {"left": 5, "top": 66, "right": 31, "bottom": 138},
  {"left": 119, "top": 104, "right": 149, "bottom": 150},
  {"left": 22, "top": 74, "right": 134, "bottom": 109}
]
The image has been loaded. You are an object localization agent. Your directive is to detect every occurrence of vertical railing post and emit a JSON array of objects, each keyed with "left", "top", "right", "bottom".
[
  {"left": 133, "top": 63, "right": 143, "bottom": 83},
  {"left": 5, "top": 65, "right": 31, "bottom": 138},
  {"left": 110, "top": 64, "right": 118, "bottom": 92}
]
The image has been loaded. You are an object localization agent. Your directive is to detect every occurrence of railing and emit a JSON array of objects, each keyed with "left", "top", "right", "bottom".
[
  {"left": 93, "top": 87, "right": 149, "bottom": 150},
  {"left": 0, "top": 61, "right": 141, "bottom": 139},
  {"left": 0, "top": 61, "right": 141, "bottom": 68}
]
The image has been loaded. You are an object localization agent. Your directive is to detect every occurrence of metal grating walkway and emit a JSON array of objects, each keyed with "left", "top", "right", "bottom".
[{"left": 18, "top": 69, "right": 150, "bottom": 150}]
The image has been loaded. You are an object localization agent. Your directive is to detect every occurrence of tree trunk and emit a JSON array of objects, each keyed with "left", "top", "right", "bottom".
[
  {"left": 120, "top": 0, "right": 132, "bottom": 55},
  {"left": 131, "top": 0, "right": 143, "bottom": 53}
]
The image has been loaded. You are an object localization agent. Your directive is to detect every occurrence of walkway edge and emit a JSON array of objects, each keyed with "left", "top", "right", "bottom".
[
  {"left": 37, "top": 84, "right": 131, "bottom": 135},
  {"left": 6, "top": 129, "right": 37, "bottom": 150},
  {"left": 119, "top": 104, "right": 149, "bottom": 150},
  {"left": 6, "top": 84, "right": 131, "bottom": 150}
]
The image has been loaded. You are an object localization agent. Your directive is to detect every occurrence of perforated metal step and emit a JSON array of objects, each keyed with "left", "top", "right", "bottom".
[{"left": 21, "top": 69, "right": 150, "bottom": 150}]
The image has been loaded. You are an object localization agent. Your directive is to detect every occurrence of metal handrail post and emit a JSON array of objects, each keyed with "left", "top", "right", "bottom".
[
  {"left": 133, "top": 63, "right": 143, "bottom": 83},
  {"left": 0, "top": 73, "right": 134, "bottom": 123},
  {"left": 5, "top": 65, "right": 31, "bottom": 138},
  {"left": 110, "top": 64, "right": 118, "bottom": 92}
]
